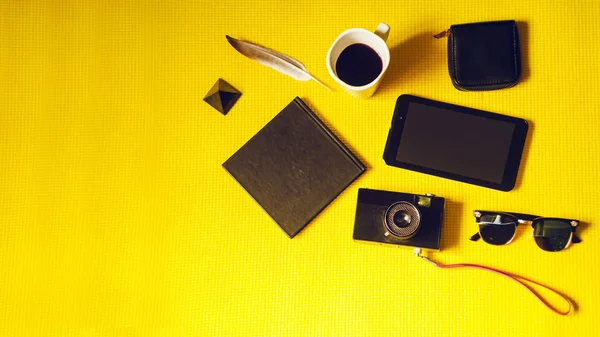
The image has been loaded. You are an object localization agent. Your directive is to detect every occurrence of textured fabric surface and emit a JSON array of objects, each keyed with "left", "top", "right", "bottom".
[{"left": 1, "top": 1, "right": 599, "bottom": 336}]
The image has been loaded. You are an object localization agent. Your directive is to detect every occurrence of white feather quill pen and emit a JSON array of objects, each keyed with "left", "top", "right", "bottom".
[{"left": 226, "top": 35, "right": 332, "bottom": 91}]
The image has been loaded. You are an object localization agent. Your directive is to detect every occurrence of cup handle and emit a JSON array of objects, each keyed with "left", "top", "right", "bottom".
[{"left": 374, "top": 22, "right": 390, "bottom": 42}]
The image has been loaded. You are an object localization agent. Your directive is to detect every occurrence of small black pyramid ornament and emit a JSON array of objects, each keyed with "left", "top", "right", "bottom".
[{"left": 204, "top": 79, "right": 241, "bottom": 115}]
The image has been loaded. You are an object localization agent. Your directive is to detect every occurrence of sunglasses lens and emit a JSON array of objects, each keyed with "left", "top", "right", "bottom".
[
  {"left": 478, "top": 214, "right": 517, "bottom": 245},
  {"left": 533, "top": 219, "right": 573, "bottom": 252}
]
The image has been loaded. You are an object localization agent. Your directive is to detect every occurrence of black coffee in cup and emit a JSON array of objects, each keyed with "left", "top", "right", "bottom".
[{"left": 335, "top": 43, "right": 383, "bottom": 86}]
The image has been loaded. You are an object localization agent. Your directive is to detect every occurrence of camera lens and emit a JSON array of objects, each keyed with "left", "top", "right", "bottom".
[
  {"left": 384, "top": 201, "right": 421, "bottom": 239},
  {"left": 393, "top": 211, "right": 412, "bottom": 228}
]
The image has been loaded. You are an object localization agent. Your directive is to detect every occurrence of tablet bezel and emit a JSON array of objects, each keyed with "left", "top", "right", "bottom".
[{"left": 383, "top": 95, "right": 529, "bottom": 191}]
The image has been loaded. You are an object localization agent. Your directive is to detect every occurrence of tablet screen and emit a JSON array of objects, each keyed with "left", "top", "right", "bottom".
[{"left": 395, "top": 102, "right": 516, "bottom": 184}]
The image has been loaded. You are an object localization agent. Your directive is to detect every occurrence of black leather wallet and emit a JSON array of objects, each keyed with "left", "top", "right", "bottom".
[
  {"left": 223, "top": 97, "right": 365, "bottom": 238},
  {"left": 446, "top": 20, "right": 521, "bottom": 91}
]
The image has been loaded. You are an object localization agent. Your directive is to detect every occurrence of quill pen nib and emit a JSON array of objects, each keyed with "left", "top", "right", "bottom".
[{"left": 311, "top": 76, "right": 333, "bottom": 91}]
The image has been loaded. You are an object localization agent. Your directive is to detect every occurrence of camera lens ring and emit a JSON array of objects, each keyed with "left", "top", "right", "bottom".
[{"left": 384, "top": 201, "right": 422, "bottom": 239}]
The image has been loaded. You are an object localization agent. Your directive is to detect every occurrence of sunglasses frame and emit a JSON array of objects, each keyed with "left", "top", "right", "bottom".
[{"left": 470, "top": 210, "right": 581, "bottom": 251}]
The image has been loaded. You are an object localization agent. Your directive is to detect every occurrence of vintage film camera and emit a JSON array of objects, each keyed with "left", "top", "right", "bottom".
[{"left": 353, "top": 188, "right": 445, "bottom": 250}]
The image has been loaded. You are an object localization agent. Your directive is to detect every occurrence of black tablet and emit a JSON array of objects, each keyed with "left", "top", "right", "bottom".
[{"left": 383, "top": 95, "right": 528, "bottom": 191}]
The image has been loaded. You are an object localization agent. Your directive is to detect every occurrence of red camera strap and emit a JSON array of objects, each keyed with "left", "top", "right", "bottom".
[{"left": 414, "top": 249, "right": 572, "bottom": 315}]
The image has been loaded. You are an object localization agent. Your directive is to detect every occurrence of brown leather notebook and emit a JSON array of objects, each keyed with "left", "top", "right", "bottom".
[{"left": 223, "top": 97, "right": 366, "bottom": 238}]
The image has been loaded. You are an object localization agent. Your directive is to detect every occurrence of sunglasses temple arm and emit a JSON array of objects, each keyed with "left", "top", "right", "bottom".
[
  {"left": 572, "top": 234, "right": 582, "bottom": 244},
  {"left": 470, "top": 232, "right": 481, "bottom": 241}
]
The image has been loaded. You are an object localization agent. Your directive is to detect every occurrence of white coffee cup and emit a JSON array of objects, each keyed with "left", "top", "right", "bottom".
[{"left": 326, "top": 23, "right": 390, "bottom": 99}]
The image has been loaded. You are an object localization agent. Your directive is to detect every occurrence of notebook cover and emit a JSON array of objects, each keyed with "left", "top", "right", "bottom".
[{"left": 223, "top": 97, "right": 366, "bottom": 238}]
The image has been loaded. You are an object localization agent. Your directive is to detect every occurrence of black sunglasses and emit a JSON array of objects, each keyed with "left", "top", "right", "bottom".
[{"left": 470, "top": 210, "right": 581, "bottom": 252}]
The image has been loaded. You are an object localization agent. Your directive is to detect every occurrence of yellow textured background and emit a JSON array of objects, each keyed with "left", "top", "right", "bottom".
[{"left": 1, "top": 0, "right": 599, "bottom": 336}]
